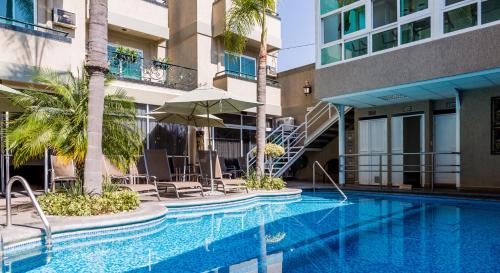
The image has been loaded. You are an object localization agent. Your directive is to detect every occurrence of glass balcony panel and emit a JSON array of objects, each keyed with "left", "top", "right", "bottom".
[
  {"left": 401, "top": 17, "right": 431, "bottom": 44},
  {"left": 372, "top": 28, "right": 398, "bottom": 52},
  {"left": 444, "top": 3, "right": 477, "bottom": 34}
]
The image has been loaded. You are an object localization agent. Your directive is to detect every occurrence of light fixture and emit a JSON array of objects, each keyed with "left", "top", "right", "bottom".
[{"left": 303, "top": 81, "right": 312, "bottom": 95}]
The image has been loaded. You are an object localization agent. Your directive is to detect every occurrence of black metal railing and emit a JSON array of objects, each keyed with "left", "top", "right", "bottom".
[
  {"left": 0, "top": 16, "right": 69, "bottom": 39},
  {"left": 108, "top": 56, "right": 197, "bottom": 91},
  {"left": 215, "top": 70, "right": 280, "bottom": 88}
]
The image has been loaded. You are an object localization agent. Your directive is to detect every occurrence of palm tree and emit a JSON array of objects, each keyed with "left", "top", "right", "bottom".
[
  {"left": 7, "top": 68, "right": 142, "bottom": 178},
  {"left": 85, "top": 0, "right": 109, "bottom": 194},
  {"left": 225, "top": 0, "right": 276, "bottom": 176}
]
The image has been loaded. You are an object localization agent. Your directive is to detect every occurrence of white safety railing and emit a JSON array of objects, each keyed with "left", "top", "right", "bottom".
[{"left": 312, "top": 161, "right": 347, "bottom": 201}]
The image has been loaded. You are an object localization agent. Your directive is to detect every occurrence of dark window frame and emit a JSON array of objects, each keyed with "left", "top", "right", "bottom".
[{"left": 491, "top": 97, "right": 500, "bottom": 154}]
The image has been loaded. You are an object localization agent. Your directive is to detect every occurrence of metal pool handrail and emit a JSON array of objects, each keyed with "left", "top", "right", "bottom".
[
  {"left": 312, "top": 161, "right": 347, "bottom": 201},
  {"left": 6, "top": 176, "right": 52, "bottom": 248}
]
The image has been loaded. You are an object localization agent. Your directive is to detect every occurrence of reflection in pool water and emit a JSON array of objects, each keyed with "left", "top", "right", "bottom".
[{"left": 3, "top": 192, "right": 500, "bottom": 272}]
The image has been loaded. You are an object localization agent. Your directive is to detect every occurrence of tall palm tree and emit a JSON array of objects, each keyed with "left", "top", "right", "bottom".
[
  {"left": 7, "top": 68, "right": 142, "bottom": 175},
  {"left": 225, "top": 0, "right": 276, "bottom": 176},
  {"left": 85, "top": 0, "right": 109, "bottom": 194}
]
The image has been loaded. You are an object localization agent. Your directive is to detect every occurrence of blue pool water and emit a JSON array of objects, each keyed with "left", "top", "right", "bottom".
[{"left": 4, "top": 191, "right": 500, "bottom": 273}]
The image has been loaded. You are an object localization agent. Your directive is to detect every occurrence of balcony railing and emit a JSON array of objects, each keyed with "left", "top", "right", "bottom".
[
  {"left": 215, "top": 70, "right": 280, "bottom": 88},
  {"left": 0, "top": 16, "right": 70, "bottom": 42},
  {"left": 108, "top": 56, "right": 197, "bottom": 91}
]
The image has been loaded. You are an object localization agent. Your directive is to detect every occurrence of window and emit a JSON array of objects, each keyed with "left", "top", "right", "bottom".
[
  {"left": 373, "top": 0, "right": 397, "bottom": 28},
  {"left": 323, "top": 13, "right": 342, "bottom": 43},
  {"left": 321, "top": 44, "right": 342, "bottom": 65},
  {"left": 0, "top": 0, "right": 34, "bottom": 23},
  {"left": 400, "top": 0, "right": 427, "bottom": 16},
  {"left": 401, "top": 17, "right": 431, "bottom": 44},
  {"left": 345, "top": 37, "right": 367, "bottom": 59},
  {"left": 224, "top": 52, "right": 256, "bottom": 80},
  {"left": 445, "top": 0, "right": 465, "bottom": 5},
  {"left": 482, "top": 0, "right": 500, "bottom": 24},
  {"left": 444, "top": 4, "right": 477, "bottom": 33},
  {"left": 492, "top": 97, "right": 500, "bottom": 154},
  {"left": 344, "top": 5, "right": 365, "bottom": 35},
  {"left": 107, "top": 44, "right": 143, "bottom": 80},
  {"left": 320, "top": 0, "right": 342, "bottom": 15},
  {"left": 372, "top": 28, "right": 398, "bottom": 52}
]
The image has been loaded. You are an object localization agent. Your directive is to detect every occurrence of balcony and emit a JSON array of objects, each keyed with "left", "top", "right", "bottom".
[
  {"left": 108, "top": 55, "right": 197, "bottom": 91},
  {"left": 107, "top": 0, "right": 168, "bottom": 40},
  {"left": 212, "top": 0, "right": 281, "bottom": 50},
  {"left": 0, "top": 16, "right": 73, "bottom": 82},
  {"left": 213, "top": 71, "right": 281, "bottom": 116}
]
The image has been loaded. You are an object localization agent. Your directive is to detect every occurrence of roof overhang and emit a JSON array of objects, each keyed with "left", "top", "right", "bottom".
[{"left": 322, "top": 68, "right": 500, "bottom": 108}]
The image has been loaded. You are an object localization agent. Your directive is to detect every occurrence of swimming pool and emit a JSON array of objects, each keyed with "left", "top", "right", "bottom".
[{"left": 4, "top": 191, "right": 500, "bottom": 272}]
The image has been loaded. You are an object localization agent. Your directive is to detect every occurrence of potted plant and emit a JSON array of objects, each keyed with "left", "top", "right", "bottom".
[
  {"left": 152, "top": 57, "right": 170, "bottom": 70},
  {"left": 114, "top": 46, "right": 139, "bottom": 64}
]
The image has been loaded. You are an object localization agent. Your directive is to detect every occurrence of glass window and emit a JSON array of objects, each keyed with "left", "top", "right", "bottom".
[
  {"left": 344, "top": 5, "right": 365, "bottom": 35},
  {"left": 345, "top": 37, "right": 367, "bottom": 59},
  {"left": 444, "top": 4, "right": 477, "bottom": 34},
  {"left": 401, "top": 17, "right": 431, "bottom": 44},
  {"left": 224, "top": 52, "right": 240, "bottom": 76},
  {"left": 107, "top": 44, "right": 143, "bottom": 80},
  {"left": 373, "top": 0, "right": 397, "bottom": 28},
  {"left": 400, "top": 0, "right": 428, "bottom": 16},
  {"left": 323, "top": 13, "right": 342, "bottom": 43},
  {"left": 482, "top": 0, "right": 500, "bottom": 24},
  {"left": 240, "top": 56, "right": 256, "bottom": 79},
  {"left": 372, "top": 28, "right": 398, "bottom": 52},
  {"left": 321, "top": 44, "right": 342, "bottom": 65},
  {"left": 344, "top": 0, "right": 359, "bottom": 5},
  {"left": 446, "top": 0, "right": 464, "bottom": 5},
  {"left": 320, "top": 0, "right": 342, "bottom": 15},
  {"left": 0, "top": 0, "right": 34, "bottom": 23}
]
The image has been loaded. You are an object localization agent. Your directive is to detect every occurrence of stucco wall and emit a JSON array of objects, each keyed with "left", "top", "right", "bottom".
[
  {"left": 316, "top": 24, "right": 500, "bottom": 99},
  {"left": 460, "top": 87, "right": 500, "bottom": 190}
]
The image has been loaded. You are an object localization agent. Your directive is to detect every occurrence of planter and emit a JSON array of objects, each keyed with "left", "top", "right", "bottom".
[{"left": 152, "top": 60, "right": 170, "bottom": 70}]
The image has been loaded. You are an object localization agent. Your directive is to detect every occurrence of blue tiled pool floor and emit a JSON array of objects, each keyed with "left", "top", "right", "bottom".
[{"left": 4, "top": 191, "right": 500, "bottom": 272}]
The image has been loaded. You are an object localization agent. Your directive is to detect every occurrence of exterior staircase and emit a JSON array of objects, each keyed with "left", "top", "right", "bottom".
[{"left": 247, "top": 101, "right": 351, "bottom": 177}]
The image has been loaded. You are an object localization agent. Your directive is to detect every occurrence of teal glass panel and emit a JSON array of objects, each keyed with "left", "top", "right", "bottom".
[
  {"left": 344, "top": 37, "right": 367, "bottom": 59},
  {"left": 401, "top": 17, "right": 431, "bottom": 44},
  {"left": 241, "top": 56, "right": 256, "bottom": 79},
  {"left": 224, "top": 52, "right": 240, "bottom": 76},
  {"left": 321, "top": 44, "right": 342, "bottom": 65},
  {"left": 344, "top": 0, "right": 359, "bottom": 5},
  {"left": 13, "top": 0, "right": 33, "bottom": 23},
  {"left": 0, "top": 0, "right": 7, "bottom": 17},
  {"left": 444, "top": 3, "right": 477, "bottom": 34},
  {"left": 372, "top": 28, "right": 397, "bottom": 52},
  {"left": 320, "top": 0, "right": 342, "bottom": 15},
  {"left": 344, "top": 5, "right": 365, "bottom": 35},
  {"left": 107, "top": 44, "right": 143, "bottom": 80},
  {"left": 400, "top": 0, "right": 428, "bottom": 16},
  {"left": 373, "top": 0, "right": 397, "bottom": 28},
  {"left": 482, "top": 0, "right": 500, "bottom": 24},
  {"left": 323, "top": 13, "right": 342, "bottom": 43}
]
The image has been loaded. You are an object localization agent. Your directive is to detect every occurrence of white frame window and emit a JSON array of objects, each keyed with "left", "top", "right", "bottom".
[{"left": 316, "top": 0, "right": 500, "bottom": 68}]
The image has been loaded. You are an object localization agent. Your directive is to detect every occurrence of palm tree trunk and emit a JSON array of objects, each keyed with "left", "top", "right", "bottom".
[
  {"left": 255, "top": 11, "right": 267, "bottom": 176},
  {"left": 84, "top": 0, "right": 108, "bottom": 194}
]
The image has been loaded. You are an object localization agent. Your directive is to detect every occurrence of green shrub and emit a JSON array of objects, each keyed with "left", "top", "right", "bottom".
[
  {"left": 244, "top": 169, "right": 286, "bottom": 190},
  {"left": 37, "top": 189, "right": 140, "bottom": 216}
]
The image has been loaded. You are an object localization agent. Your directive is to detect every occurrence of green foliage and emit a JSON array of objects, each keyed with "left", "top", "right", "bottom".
[
  {"left": 37, "top": 189, "right": 140, "bottom": 216},
  {"left": 224, "top": 0, "right": 276, "bottom": 54},
  {"left": 7, "top": 68, "right": 143, "bottom": 172},
  {"left": 244, "top": 169, "right": 286, "bottom": 190},
  {"left": 153, "top": 57, "right": 169, "bottom": 64},
  {"left": 252, "top": 143, "right": 285, "bottom": 158},
  {"left": 115, "top": 46, "right": 139, "bottom": 63}
]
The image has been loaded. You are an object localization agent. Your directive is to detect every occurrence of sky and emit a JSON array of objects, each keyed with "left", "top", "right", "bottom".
[{"left": 277, "top": 0, "right": 316, "bottom": 72}]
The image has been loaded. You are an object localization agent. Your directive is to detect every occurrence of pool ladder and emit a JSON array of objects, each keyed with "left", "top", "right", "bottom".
[
  {"left": 312, "top": 161, "right": 347, "bottom": 201},
  {"left": 5, "top": 176, "right": 52, "bottom": 248}
]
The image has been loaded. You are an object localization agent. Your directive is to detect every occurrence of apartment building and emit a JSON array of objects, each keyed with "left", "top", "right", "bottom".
[
  {"left": 314, "top": 0, "right": 500, "bottom": 191},
  {"left": 0, "top": 0, "right": 282, "bottom": 188}
]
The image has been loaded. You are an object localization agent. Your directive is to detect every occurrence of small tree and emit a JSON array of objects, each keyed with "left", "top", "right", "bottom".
[
  {"left": 7, "top": 68, "right": 142, "bottom": 175},
  {"left": 253, "top": 143, "right": 284, "bottom": 176}
]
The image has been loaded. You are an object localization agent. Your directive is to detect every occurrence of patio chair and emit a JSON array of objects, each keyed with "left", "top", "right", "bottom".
[
  {"left": 144, "top": 149, "right": 204, "bottom": 199},
  {"left": 102, "top": 157, "right": 160, "bottom": 201},
  {"left": 50, "top": 156, "right": 78, "bottom": 191},
  {"left": 198, "top": 150, "right": 248, "bottom": 195},
  {"left": 171, "top": 156, "right": 199, "bottom": 182}
]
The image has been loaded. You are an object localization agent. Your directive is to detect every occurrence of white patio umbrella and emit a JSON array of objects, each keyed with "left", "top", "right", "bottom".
[{"left": 154, "top": 86, "right": 262, "bottom": 194}]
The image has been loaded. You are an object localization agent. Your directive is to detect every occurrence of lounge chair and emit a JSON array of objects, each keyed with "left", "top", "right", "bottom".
[
  {"left": 198, "top": 150, "right": 248, "bottom": 195},
  {"left": 50, "top": 156, "right": 78, "bottom": 191},
  {"left": 144, "top": 149, "right": 204, "bottom": 199},
  {"left": 103, "top": 157, "right": 160, "bottom": 201}
]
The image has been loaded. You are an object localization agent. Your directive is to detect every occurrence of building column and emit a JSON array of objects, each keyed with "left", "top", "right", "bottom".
[
  {"left": 336, "top": 104, "right": 346, "bottom": 185},
  {"left": 455, "top": 90, "right": 461, "bottom": 189}
]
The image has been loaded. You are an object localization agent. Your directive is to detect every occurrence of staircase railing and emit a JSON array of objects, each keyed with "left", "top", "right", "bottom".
[{"left": 6, "top": 176, "right": 52, "bottom": 248}]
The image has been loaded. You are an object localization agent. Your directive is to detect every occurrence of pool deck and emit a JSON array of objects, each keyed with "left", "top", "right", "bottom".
[{"left": 0, "top": 188, "right": 301, "bottom": 247}]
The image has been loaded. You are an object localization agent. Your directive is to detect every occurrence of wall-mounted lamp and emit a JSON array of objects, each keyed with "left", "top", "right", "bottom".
[{"left": 303, "top": 81, "right": 312, "bottom": 95}]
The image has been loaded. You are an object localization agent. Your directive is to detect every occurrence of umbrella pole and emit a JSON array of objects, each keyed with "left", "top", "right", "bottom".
[{"left": 207, "top": 108, "right": 214, "bottom": 192}]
